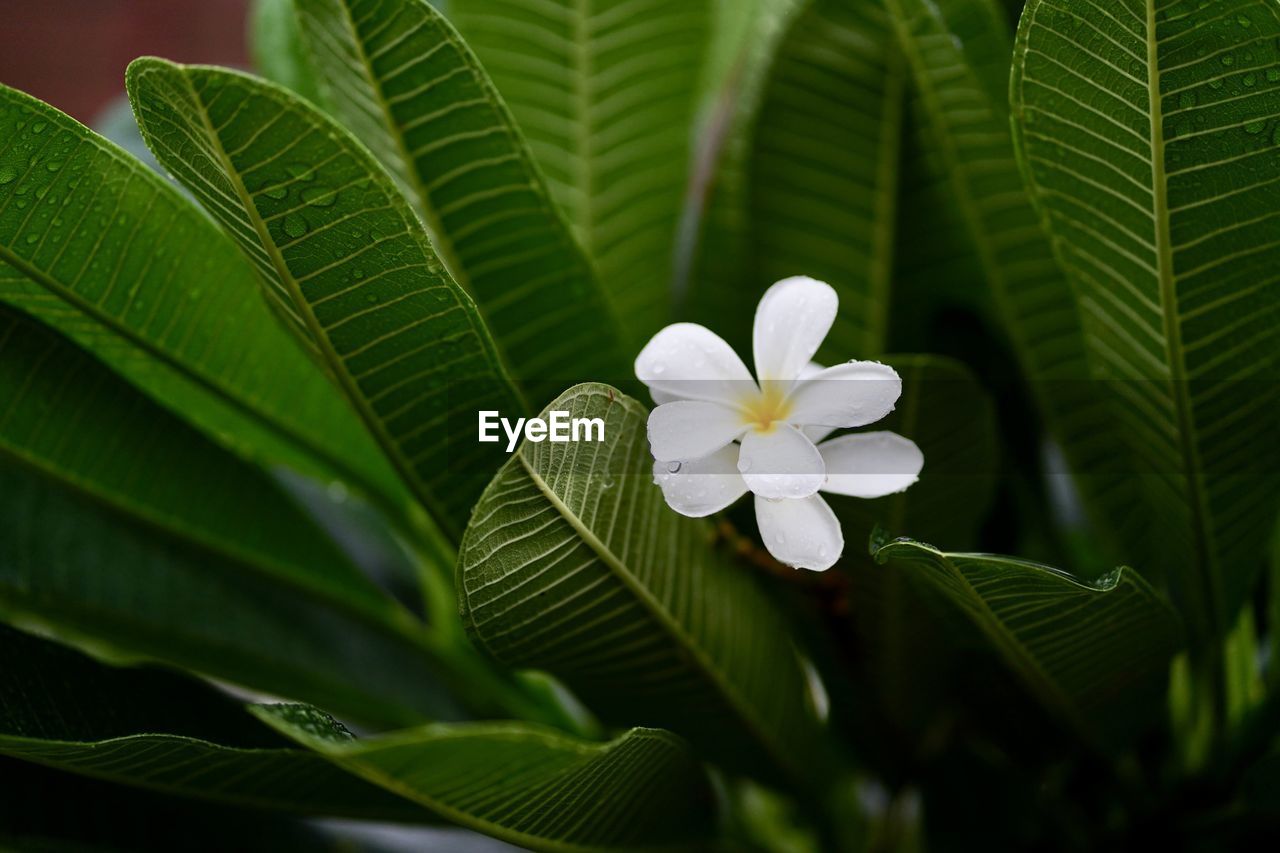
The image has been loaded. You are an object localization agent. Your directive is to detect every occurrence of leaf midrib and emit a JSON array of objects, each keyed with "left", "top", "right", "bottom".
[
  {"left": 510, "top": 392, "right": 803, "bottom": 784},
  {"left": 267, "top": 718, "right": 703, "bottom": 853},
  {"left": 1145, "top": 0, "right": 1220, "bottom": 637},
  {"left": 166, "top": 63, "right": 480, "bottom": 540},
  {"left": 880, "top": 540, "right": 1092, "bottom": 739}
]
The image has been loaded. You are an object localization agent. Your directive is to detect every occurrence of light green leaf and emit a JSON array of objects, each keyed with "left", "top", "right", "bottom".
[
  {"left": 0, "top": 625, "right": 436, "bottom": 821},
  {"left": 746, "top": 0, "right": 907, "bottom": 360},
  {"left": 450, "top": 0, "right": 712, "bottom": 344},
  {"left": 0, "top": 84, "right": 409, "bottom": 518},
  {"left": 126, "top": 59, "right": 526, "bottom": 541},
  {"left": 873, "top": 536, "right": 1182, "bottom": 744},
  {"left": 290, "top": 0, "right": 629, "bottom": 403},
  {"left": 677, "top": 0, "right": 803, "bottom": 323},
  {"left": 458, "top": 383, "right": 825, "bottom": 784},
  {"left": 255, "top": 703, "right": 716, "bottom": 852},
  {"left": 250, "top": 0, "right": 324, "bottom": 105},
  {"left": 1010, "top": 0, "right": 1280, "bottom": 640},
  {"left": 888, "top": 0, "right": 1140, "bottom": 556}
]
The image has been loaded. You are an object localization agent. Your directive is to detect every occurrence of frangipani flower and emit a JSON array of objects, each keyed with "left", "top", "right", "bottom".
[{"left": 636, "top": 276, "right": 923, "bottom": 571}]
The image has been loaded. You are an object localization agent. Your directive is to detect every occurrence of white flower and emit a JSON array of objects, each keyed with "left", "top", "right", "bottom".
[{"left": 636, "top": 276, "right": 923, "bottom": 572}]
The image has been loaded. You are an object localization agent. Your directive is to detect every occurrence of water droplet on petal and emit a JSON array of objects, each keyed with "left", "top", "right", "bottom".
[{"left": 666, "top": 461, "right": 682, "bottom": 474}]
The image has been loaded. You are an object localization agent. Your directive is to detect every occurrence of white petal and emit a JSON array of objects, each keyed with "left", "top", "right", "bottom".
[
  {"left": 650, "top": 388, "right": 682, "bottom": 406},
  {"left": 754, "top": 494, "right": 843, "bottom": 571},
  {"left": 798, "top": 362, "right": 837, "bottom": 443},
  {"left": 635, "top": 323, "right": 756, "bottom": 406},
  {"left": 738, "top": 424, "right": 825, "bottom": 499},
  {"left": 753, "top": 277, "right": 838, "bottom": 385},
  {"left": 819, "top": 432, "right": 923, "bottom": 498},
  {"left": 786, "top": 361, "right": 902, "bottom": 428},
  {"left": 799, "top": 361, "right": 825, "bottom": 380},
  {"left": 648, "top": 401, "right": 747, "bottom": 462},
  {"left": 651, "top": 445, "right": 748, "bottom": 517}
]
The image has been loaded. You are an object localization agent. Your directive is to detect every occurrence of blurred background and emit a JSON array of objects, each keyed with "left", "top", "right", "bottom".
[{"left": 0, "top": 0, "right": 250, "bottom": 123}]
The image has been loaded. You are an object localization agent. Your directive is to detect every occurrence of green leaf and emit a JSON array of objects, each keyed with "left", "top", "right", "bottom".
[
  {"left": 746, "top": 0, "right": 907, "bottom": 360},
  {"left": 458, "top": 383, "right": 825, "bottom": 784},
  {"left": 250, "top": 0, "right": 324, "bottom": 105},
  {"left": 0, "top": 625, "right": 436, "bottom": 821},
  {"left": 887, "top": 0, "right": 1141, "bottom": 556},
  {"left": 1010, "top": 0, "right": 1280, "bottom": 641},
  {"left": 255, "top": 703, "right": 715, "bottom": 852},
  {"left": 677, "top": 0, "right": 804, "bottom": 322},
  {"left": 0, "top": 84, "right": 409, "bottom": 518},
  {"left": 126, "top": 59, "right": 526, "bottom": 541},
  {"left": 289, "top": 0, "right": 629, "bottom": 403},
  {"left": 0, "top": 450, "right": 468, "bottom": 728},
  {"left": 873, "top": 536, "right": 1182, "bottom": 744},
  {"left": 0, "top": 304, "right": 400, "bottom": 626},
  {"left": 449, "top": 0, "right": 712, "bottom": 344},
  {"left": 0, "top": 310, "right": 473, "bottom": 727},
  {"left": 828, "top": 354, "right": 998, "bottom": 551}
]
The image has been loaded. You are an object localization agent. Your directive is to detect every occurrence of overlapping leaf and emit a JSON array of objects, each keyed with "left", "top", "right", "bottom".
[
  {"left": 1011, "top": 0, "right": 1280, "bottom": 641},
  {"left": 888, "top": 0, "right": 1139, "bottom": 554},
  {"left": 874, "top": 536, "right": 1181, "bottom": 744},
  {"left": 0, "top": 625, "right": 434, "bottom": 821},
  {"left": 290, "top": 0, "right": 628, "bottom": 402},
  {"left": 458, "top": 384, "right": 825, "bottom": 784},
  {"left": 746, "top": 0, "right": 907, "bottom": 360},
  {"left": 0, "top": 304, "right": 398, "bottom": 624},
  {"left": 0, "top": 310, "right": 473, "bottom": 727},
  {"left": 0, "top": 83, "right": 406, "bottom": 512},
  {"left": 678, "top": 0, "right": 803, "bottom": 324},
  {"left": 256, "top": 703, "right": 715, "bottom": 852},
  {"left": 127, "top": 59, "right": 526, "bottom": 540},
  {"left": 450, "top": 0, "right": 711, "bottom": 344}
]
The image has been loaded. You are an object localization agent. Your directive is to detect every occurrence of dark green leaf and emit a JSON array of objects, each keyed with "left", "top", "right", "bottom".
[
  {"left": 291, "top": 0, "right": 629, "bottom": 403},
  {"left": 888, "top": 0, "right": 1140, "bottom": 559},
  {"left": 1010, "top": 0, "right": 1280, "bottom": 641},
  {"left": 0, "top": 312, "right": 473, "bottom": 726},
  {"left": 255, "top": 703, "right": 716, "bottom": 852},
  {"left": 458, "top": 383, "right": 826, "bottom": 784},
  {"left": 0, "top": 625, "right": 435, "bottom": 821},
  {"left": 126, "top": 59, "right": 526, "bottom": 541},
  {"left": 873, "top": 536, "right": 1181, "bottom": 744}
]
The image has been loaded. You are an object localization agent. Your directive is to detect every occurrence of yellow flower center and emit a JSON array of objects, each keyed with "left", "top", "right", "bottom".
[{"left": 741, "top": 384, "right": 793, "bottom": 433}]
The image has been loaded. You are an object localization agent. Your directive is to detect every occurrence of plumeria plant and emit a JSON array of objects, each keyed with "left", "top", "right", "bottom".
[{"left": 0, "top": 0, "right": 1278, "bottom": 850}]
